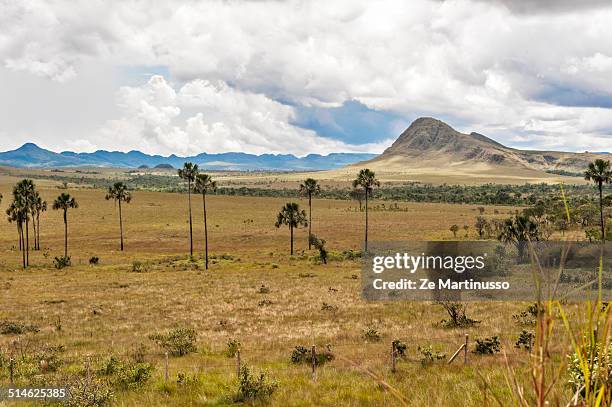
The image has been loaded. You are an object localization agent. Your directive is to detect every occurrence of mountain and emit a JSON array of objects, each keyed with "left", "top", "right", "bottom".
[
  {"left": 355, "top": 117, "right": 609, "bottom": 181},
  {"left": 0, "top": 144, "right": 376, "bottom": 171}
]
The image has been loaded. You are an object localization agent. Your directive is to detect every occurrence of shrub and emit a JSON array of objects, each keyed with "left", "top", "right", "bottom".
[
  {"left": 225, "top": 339, "right": 241, "bottom": 358},
  {"left": 0, "top": 320, "right": 40, "bottom": 335},
  {"left": 89, "top": 256, "right": 99, "bottom": 265},
  {"left": 438, "top": 302, "right": 480, "bottom": 328},
  {"left": 177, "top": 371, "right": 200, "bottom": 386},
  {"left": 290, "top": 345, "right": 334, "bottom": 365},
  {"left": 131, "top": 261, "right": 150, "bottom": 273},
  {"left": 392, "top": 339, "right": 408, "bottom": 358},
  {"left": 342, "top": 250, "right": 362, "bottom": 260},
  {"left": 53, "top": 256, "right": 71, "bottom": 269},
  {"left": 512, "top": 303, "right": 542, "bottom": 326},
  {"left": 363, "top": 326, "right": 382, "bottom": 342},
  {"left": 321, "top": 302, "right": 338, "bottom": 313},
  {"left": 567, "top": 342, "right": 612, "bottom": 398},
  {"left": 515, "top": 330, "right": 534, "bottom": 351},
  {"left": 474, "top": 336, "right": 501, "bottom": 355},
  {"left": 148, "top": 327, "right": 197, "bottom": 356},
  {"left": 98, "top": 355, "right": 154, "bottom": 389},
  {"left": 417, "top": 345, "right": 446, "bottom": 365},
  {"left": 258, "top": 299, "right": 273, "bottom": 307},
  {"left": 234, "top": 366, "right": 278, "bottom": 403},
  {"left": 65, "top": 377, "right": 114, "bottom": 407},
  {"left": 257, "top": 284, "right": 270, "bottom": 294},
  {"left": 309, "top": 234, "right": 328, "bottom": 264}
]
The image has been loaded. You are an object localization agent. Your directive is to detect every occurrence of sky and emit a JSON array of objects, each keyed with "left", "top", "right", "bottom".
[{"left": 1, "top": 0, "right": 612, "bottom": 156}]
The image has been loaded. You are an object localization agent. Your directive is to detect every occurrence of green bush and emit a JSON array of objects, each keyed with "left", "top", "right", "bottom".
[
  {"left": 98, "top": 355, "right": 154, "bottom": 389},
  {"left": 363, "top": 326, "right": 382, "bottom": 342},
  {"left": 131, "top": 261, "right": 150, "bottom": 272},
  {"left": 392, "top": 339, "right": 408, "bottom": 358},
  {"left": 474, "top": 336, "right": 501, "bottom": 355},
  {"left": 225, "top": 339, "right": 241, "bottom": 358},
  {"left": 65, "top": 377, "right": 114, "bottom": 407},
  {"left": 515, "top": 330, "right": 534, "bottom": 351},
  {"left": 89, "top": 256, "right": 99, "bottom": 265},
  {"left": 234, "top": 366, "right": 278, "bottom": 403},
  {"left": 53, "top": 256, "right": 71, "bottom": 269},
  {"left": 290, "top": 345, "right": 334, "bottom": 365},
  {"left": 0, "top": 320, "right": 40, "bottom": 335},
  {"left": 148, "top": 327, "right": 197, "bottom": 356},
  {"left": 417, "top": 345, "right": 446, "bottom": 366}
]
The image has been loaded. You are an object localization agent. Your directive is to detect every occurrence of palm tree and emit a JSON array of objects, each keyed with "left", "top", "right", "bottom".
[
  {"left": 585, "top": 159, "right": 612, "bottom": 241},
  {"left": 299, "top": 178, "right": 320, "bottom": 249},
  {"left": 33, "top": 193, "right": 47, "bottom": 250},
  {"left": 194, "top": 173, "right": 217, "bottom": 269},
  {"left": 53, "top": 193, "right": 78, "bottom": 258},
  {"left": 14, "top": 179, "right": 35, "bottom": 265},
  {"left": 498, "top": 214, "right": 542, "bottom": 260},
  {"left": 352, "top": 169, "right": 380, "bottom": 252},
  {"left": 275, "top": 202, "right": 308, "bottom": 255},
  {"left": 6, "top": 196, "right": 27, "bottom": 268},
  {"left": 178, "top": 162, "right": 199, "bottom": 257},
  {"left": 105, "top": 182, "right": 132, "bottom": 251}
]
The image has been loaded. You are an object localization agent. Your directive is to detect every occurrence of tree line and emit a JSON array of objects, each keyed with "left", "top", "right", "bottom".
[{"left": 3, "top": 159, "right": 610, "bottom": 269}]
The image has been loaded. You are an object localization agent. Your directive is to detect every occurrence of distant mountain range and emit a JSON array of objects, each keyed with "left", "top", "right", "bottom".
[{"left": 0, "top": 143, "right": 376, "bottom": 171}]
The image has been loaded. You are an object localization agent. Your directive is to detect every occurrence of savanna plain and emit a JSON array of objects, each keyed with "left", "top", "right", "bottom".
[{"left": 0, "top": 169, "right": 604, "bottom": 406}]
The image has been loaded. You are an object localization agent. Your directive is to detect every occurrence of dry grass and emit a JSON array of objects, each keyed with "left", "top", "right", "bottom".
[{"left": 0, "top": 174, "right": 576, "bottom": 406}]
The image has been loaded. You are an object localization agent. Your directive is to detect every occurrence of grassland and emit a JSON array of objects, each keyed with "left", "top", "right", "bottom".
[{"left": 0, "top": 171, "right": 589, "bottom": 406}]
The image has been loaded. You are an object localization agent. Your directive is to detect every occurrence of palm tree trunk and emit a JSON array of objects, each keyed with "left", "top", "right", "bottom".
[
  {"left": 64, "top": 210, "right": 68, "bottom": 258},
  {"left": 600, "top": 182, "right": 605, "bottom": 242},
  {"left": 119, "top": 199, "right": 124, "bottom": 251},
  {"left": 365, "top": 190, "right": 369, "bottom": 252},
  {"left": 188, "top": 180, "right": 193, "bottom": 257},
  {"left": 290, "top": 224, "right": 294, "bottom": 255},
  {"left": 17, "top": 224, "right": 22, "bottom": 251},
  {"left": 203, "top": 192, "right": 208, "bottom": 269},
  {"left": 19, "top": 224, "right": 25, "bottom": 268},
  {"left": 25, "top": 216, "right": 29, "bottom": 266},
  {"left": 32, "top": 214, "right": 37, "bottom": 251},
  {"left": 36, "top": 212, "right": 40, "bottom": 250},
  {"left": 308, "top": 193, "right": 312, "bottom": 249}
]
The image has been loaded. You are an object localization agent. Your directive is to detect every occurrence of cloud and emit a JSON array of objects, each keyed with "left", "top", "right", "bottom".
[
  {"left": 0, "top": 0, "right": 612, "bottom": 153},
  {"left": 91, "top": 75, "right": 391, "bottom": 156}
]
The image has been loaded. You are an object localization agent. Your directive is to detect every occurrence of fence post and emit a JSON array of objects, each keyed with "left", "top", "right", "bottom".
[
  {"left": 464, "top": 334, "right": 469, "bottom": 364},
  {"left": 311, "top": 345, "right": 317, "bottom": 381},
  {"left": 236, "top": 349, "right": 241, "bottom": 378},
  {"left": 391, "top": 342, "right": 397, "bottom": 373},
  {"left": 164, "top": 352, "right": 169, "bottom": 382},
  {"left": 9, "top": 357, "right": 14, "bottom": 385}
]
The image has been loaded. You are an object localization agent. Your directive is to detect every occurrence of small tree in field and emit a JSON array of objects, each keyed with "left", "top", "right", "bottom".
[
  {"left": 178, "top": 162, "right": 199, "bottom": 256},
  {"left": 450, "top": 224, "right": 459, "bottom": 238},
  {"left": 194, "top": 173, "right": 217, "bottom": 269},
  {"left": 352, "top": 169, "right": 379, "bottom": 252},
  {"left": 52, "top": 193, "right": 78, "bottom": 258},
  {"left": 105, "top": 182, "right": 132, "bottom": 251},
  {"left": 275, "top": 202, "right": 307, "bottom": 255},
  {"left": 299, "top": 178, "right": 320, "bottom": 249},
  {"left": 584, "top": 159, "right": 612, "bottom": 241}
]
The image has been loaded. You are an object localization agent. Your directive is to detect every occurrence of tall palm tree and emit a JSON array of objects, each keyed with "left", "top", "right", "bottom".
[
  {"left": 352, "top": 169, "right": 380, "bottom": 252},
  {"left": 53, "top": 193, "right": 78, "bottom": 258},
  {"left": 178, "top": 162, "right": 199, "bottom": 257},
  {"left": 194, "top": 173, "right": 217, "bottom": 269},
  {"left": 299, "top": 178, "right": 320, "bottom": 249},
  {"left": 585, "top": 159, "right": 612, "bottom": 241},
  {"left": 275, "top": 202, "right": 308, "bottom": 255},
  {"left": 33, "top": 193, "right": 47, "bottom": 250},
  {"left": 6, "top": 196, "right": 27, "bottom": 268},
  {"left": 14, "top": 180, "right": 35, "bottom": 265},
  {"left": 105, "top": 182, "right": 132, "bottom": 251}
]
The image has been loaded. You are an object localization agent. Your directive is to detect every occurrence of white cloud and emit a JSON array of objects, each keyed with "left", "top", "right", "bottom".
[
  {"left": 90, "top": 75, "right": 390, "bottom": 156},
  {"left": 0, "top": 0, "right": 612, "bottom": 153}
]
